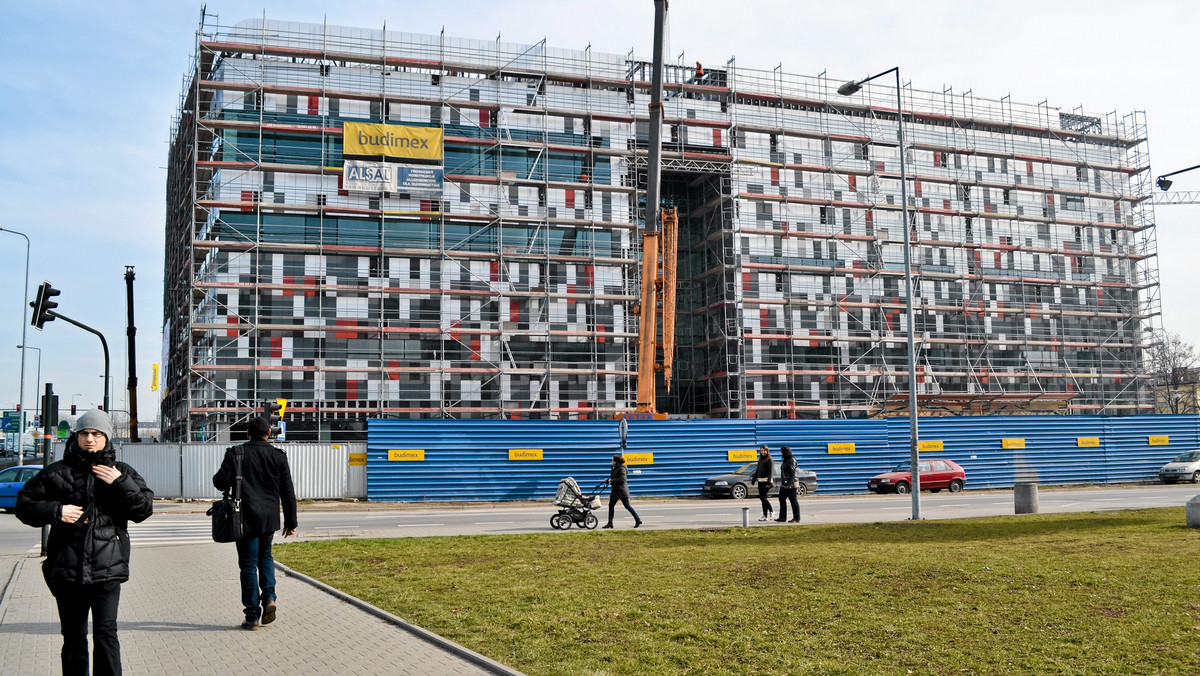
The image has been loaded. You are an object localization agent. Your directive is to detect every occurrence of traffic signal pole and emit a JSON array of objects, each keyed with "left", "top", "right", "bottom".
[
  {"left": 30, "top": 282, "right": 110, "bottom": 413},
  {"left": 39, "top": 382, "right": 56, "bottom": 556}
]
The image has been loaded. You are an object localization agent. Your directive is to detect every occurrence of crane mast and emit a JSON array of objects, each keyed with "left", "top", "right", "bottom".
[{"left": 630, "top": 0, "right": 676, "bottom": 419}]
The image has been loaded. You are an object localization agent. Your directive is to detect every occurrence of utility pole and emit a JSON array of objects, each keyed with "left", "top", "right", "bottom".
[{"left": 124, "top": 267, "right": 140, "bottom": 442}]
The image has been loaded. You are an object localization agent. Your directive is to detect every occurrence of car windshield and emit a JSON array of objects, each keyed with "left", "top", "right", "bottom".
[
  {"left": 1174, "top": 451, "right": 1200, "bottom": 463},
  {"left": 735, "top": 463, "right": 756, "bottom": 475},
  {"left": 891, "top": 462, "right": 911, "bottom": 472}
]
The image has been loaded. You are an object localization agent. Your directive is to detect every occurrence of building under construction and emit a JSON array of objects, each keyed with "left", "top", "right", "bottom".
[{"left": 162, "top": 16, "right": 1160, "bottom": 442}]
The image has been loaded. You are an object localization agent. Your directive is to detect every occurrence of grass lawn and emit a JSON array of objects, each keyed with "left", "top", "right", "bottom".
[{"left": 275, "top": 508, "right": 1200, "bottom": 675}]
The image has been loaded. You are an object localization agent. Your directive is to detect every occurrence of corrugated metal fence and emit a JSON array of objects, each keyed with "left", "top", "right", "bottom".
[
  {"left": 367, "top": 415, "right": 1200, "bottom": 502},
  {"left": 46, "top": 442, "right": 368, "bottom": 500}
]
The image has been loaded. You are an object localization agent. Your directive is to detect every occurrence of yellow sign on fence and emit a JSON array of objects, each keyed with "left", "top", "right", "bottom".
[
  {"left": 387, "top": 448, "right": 425, "bottom": 461},
  {"left": 1002, "top": 438, "right": 1026, "bottom": 449},
  {"left": 1149, "top": 436, "right": 1170, "bottom": 446},
  {"left": 1077, "top": 437, "right": 1100, "bottom": 448},
  {"left": 508, "top": 448, "right": 544, "bottom": 460},
  {"left": 827, "top": 442, "right": 856, "bottom": 454},
  {"left": 918, "top": 440, "right": 944, "bottom": 452},
  {"left": 623, "top": 452, "right": 654, "bottom": 465},
  {"left": 348, "top": 452, "right": 367, "bottom": 466},
  {"left": 728, "top": 449, "right": 757, "bottom": 462}
]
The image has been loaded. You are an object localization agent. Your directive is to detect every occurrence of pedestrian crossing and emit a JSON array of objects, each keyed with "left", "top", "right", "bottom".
[{"left": 127, "top": 517, "right": 215, "bottom": 548}]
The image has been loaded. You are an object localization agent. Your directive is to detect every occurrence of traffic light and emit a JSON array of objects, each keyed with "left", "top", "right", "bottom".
[
  {"left": 30, "top": 281, "right": 60, "bottom": 330},
  {"left": 266, "top": 398, "right": 287, "bottom": 437},
  {"left": 70, "top": 404, "right": 77, "bottom": 416}
]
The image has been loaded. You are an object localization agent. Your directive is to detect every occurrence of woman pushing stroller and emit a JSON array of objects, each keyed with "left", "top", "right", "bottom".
[{"left": 602, "top": 454, "right": 643, "bottom": 529}]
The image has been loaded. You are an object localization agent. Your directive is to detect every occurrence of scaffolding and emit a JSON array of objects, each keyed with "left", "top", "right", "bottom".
[{"left": 162, "top": 15, "right": 1159, "bottom": 441}]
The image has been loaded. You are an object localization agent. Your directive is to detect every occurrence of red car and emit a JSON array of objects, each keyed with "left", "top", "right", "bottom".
[{"left": 867, "top": 458, "right": 966, "bottom": 494}]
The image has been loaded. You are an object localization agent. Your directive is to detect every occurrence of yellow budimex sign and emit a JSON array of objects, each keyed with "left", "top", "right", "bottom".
[
  {"left": 509, "top": 448, "right": 544, "bottom": 461},
  {"left": 388, "top": 449, "right": 425, "bottom": 461},
  {"left": 343, "top": 122, "right": 443, "bottom": 160}
]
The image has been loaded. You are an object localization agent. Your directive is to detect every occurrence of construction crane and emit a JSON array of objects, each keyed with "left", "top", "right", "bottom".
[{"left": 623, "top": 0, "right": 677, "bottom": 421}]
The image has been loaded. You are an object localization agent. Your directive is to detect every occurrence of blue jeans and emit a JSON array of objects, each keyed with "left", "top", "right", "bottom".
[{"left": 235, "top": 533, "right": 276, "bottom": 621}]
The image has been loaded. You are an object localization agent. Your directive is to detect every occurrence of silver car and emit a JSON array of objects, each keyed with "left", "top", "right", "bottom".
[{"left": 1158, "top": 450, "right": 1200, "bottom": 484}]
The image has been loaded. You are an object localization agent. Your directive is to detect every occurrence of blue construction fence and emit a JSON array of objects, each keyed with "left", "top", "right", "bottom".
[{"left": 366, "top": 414, "right": 1200, "bottom": 502}]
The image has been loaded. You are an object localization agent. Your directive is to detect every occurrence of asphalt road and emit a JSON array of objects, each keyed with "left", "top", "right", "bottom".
[{"left": 3, "top": 483, "right": 1198, "bottom": 555}]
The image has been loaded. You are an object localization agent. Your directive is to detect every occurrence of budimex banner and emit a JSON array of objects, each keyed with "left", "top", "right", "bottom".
[{"left": 342, "top": 122, "right": 443, "bottom": 160}]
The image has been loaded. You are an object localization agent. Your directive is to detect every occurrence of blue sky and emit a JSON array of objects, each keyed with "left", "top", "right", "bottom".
[{"left": 2, "top": 0, "right": 1198, "bottom": 424}]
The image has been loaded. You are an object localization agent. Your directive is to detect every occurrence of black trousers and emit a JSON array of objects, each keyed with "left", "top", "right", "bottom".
[
  {"left": 607, "top": 492, "right": 641, "bottom": 525},
  {"left": 778, "top": 486, "right": 800, "bottom": 521},
  {"left": 49, "top": 579, "right": 123, "bottom": 676},
  {"left": 757, "top": 483, "right": 773, "bottom": 516}
]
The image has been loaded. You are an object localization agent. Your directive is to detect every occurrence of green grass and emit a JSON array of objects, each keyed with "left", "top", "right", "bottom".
[{"left": 275, "top": 508, "right": 1200, "bottom": 675}]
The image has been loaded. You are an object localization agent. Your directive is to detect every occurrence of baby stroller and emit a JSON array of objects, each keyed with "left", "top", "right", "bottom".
[{"left": 551, "top": 477, "right": 606, "bottom": 530}]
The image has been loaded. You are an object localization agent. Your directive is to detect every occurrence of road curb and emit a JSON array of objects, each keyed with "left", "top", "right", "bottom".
[{"left": 275, "top": 561, "right": 526, "bottom": 676}]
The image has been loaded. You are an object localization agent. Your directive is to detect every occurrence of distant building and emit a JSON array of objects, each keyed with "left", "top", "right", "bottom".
[{"left": 162, "top": 15, "right": 1160, "bottom": 442}]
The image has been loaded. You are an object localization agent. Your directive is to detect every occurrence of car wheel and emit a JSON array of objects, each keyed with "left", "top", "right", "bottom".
[
  {"left": 731, "top": 483, "right": 748, "bottom": 499},
  {"left": 796, "top": 483, "right": 808, "bottom": 497},
  {"left": 1192, "top": 471, "right": 1200, "bottom": 484},
  {"left": 584, "top": 514, "right": 598, "bottom": 530},
  {"left": 895, "top": 482, "right": 911, "bottom": 494},
  {"left": 949, "top": 479, "right": 964, "bottom": 493}
]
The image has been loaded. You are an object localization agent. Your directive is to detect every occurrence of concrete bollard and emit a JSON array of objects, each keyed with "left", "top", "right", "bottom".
[
  {"left": 1014, "top": 482, "right": 1039, "bottom": 514},
  {"left": 1186, "top": 496, "right": 1200, "bottom": 528},
  {"left": 742, "top": 506, "right": 750, "bottom": 527}
]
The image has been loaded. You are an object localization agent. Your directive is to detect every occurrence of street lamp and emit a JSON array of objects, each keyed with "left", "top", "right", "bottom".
[
  {"left": 0, "top": 226, "right": 30, "bottom": 461},
  {"left": 838, "top": 68, "right": 922, "bottom": 520},
  {"left": 15, "top": 344, "right": 40, "bottom": 464}
]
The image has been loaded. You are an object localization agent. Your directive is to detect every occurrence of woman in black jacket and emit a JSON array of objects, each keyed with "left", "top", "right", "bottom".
[
  {"left": 16, "top": 409, "right": 154, "bottom": 676},
  {"left": 602, "top": 454, "right": 642, "bottom": 529},
  {"left": 776, "top": 445, "right": 801, "bottom": 523},
  {"left": 752, "top": 444, "right": 775, "bottom": 521}
]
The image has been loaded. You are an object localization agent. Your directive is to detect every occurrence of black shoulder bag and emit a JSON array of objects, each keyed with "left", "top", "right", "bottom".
[{"left": 207, "top": 445, "right": 244, "bottom": 543}]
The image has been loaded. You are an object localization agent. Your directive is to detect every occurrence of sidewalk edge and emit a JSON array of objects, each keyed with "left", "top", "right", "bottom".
[
  {"left": 0, "top": 557, "right": 29, "bottom": 623},
  {"left": 275, "top": 561, "right": 526, "bottom": 676}
]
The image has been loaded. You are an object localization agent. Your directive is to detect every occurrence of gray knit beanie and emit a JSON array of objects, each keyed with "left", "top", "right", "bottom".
[{"left": 75, "top": 409, "right": 114, "bottom": 440}]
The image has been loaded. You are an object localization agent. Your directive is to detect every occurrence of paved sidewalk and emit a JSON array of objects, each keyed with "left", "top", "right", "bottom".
[{"left": 0, "top": 542, "right": 523, "bottom": 676}]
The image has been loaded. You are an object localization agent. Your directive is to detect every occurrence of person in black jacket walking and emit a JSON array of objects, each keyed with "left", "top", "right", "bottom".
[
  {"left": 752, "top": 444, "right": 775, "bottom": 521},
  {"left": 213, "top": 416, "right": 298, "bottom": 630},
  {"left": 602, "top": 454, "right": 642, "bottom": 529},
  {"left": 776, "top": 445, "right": 801, "bottom": 523},
  {"left": 16, "top": 409, "right": 154, "bottom": 676}
]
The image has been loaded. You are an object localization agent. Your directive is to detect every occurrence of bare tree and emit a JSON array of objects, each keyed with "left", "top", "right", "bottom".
[{"left": 1148, "top": 331, "right": 1198, "bottom": 414}]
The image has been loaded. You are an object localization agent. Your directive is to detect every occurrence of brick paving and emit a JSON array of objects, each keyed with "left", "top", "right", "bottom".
[{"left": 0, "top": 542, "right": 522, "bottom": 676}]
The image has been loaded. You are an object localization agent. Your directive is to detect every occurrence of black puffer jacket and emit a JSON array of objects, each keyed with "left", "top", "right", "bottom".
[{"left": 16, "top": 437, "right": 154, "bottom": 585}]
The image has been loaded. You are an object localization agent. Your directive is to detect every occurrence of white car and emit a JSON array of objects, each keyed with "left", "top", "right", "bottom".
[{"left": 1158, "top": 450, "right": 1200, "bottom": 484}]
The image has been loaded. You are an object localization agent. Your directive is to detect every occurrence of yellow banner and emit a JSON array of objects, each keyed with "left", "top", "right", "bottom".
[
  {"left": 388, "top": 448, "right": 425, "bottom": 461},
  {"left": 1077, "top": 437, "right": 1100, "bottom": 448},
  {"left": 624, "top": 452, "right": 654, "bottom": 465},
  {"left": 1149, "top": 435, "right": 1170, "bottom": 446},
  {"left": 151, "top": 363, "right": 159, "bottom": 391},
  {"left": 827, "top": 442, "right": 856, "bottom": 454},
  {"left": 1002, "top": 438, "right": 1025, "bottom": 449},
  {"left": 728, "top": 449, "right": 756, "bottom": 462},
  {"left": 918, "top": 440, "right": 944, "bottom": 452},
  {"left": 348, "top": 452, "right": 367, "bottom": 466},
  {"left": 343, "top": 122, "right": 443, "bottom": 160},
  {"left": 509, "top": 448, "right": 544, "bottom": 461}
]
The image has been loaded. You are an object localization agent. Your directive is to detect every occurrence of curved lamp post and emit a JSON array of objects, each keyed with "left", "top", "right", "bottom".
[
  {"left": 838, "top": 68, "right": 922, "bottom": 520},
  {"left": 0, "top": 226, "right": 30, "bottom": 456}
]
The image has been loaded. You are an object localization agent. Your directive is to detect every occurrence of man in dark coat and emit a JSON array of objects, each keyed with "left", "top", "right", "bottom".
[
  {"left": 16, "top": 409, "right": 154, "bottom": 676},
  {"left": 213, "top": 415, "right": 298, "bottom": 630}
]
